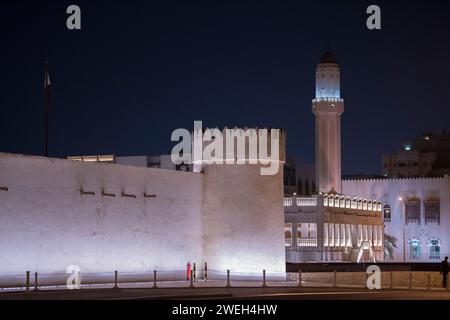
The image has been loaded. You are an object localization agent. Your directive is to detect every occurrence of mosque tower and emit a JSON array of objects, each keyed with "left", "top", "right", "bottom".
[{"left": 312, "top": 50, "right": 344, "bottom": 194}]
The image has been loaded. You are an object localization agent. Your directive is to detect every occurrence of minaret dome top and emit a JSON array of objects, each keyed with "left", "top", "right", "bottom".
[{"left": 320, "top": 50, "right": 338, "bottom": 64}]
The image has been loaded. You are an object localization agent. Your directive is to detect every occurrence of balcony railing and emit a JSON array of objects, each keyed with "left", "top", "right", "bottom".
[
  {"left": 323, "top": 194, "right": 382, "bottom": 212},
  {"left": 297, "top": 238, "right": 318, "bottom": 247},
  {"left": 284, "top": 195, "right": 382, "bottom": 213},
  {"left": 312, "top": 98, "right": 344, "bottom": 103},
  {"left": 284, "top": 197, "right": 317, "bottom": 207},
  {"left": 283, "top": 198, "right": 293, "bottom": 206},
  {"left": 297, "top": 197, "right": 317, "bottom": 207}
]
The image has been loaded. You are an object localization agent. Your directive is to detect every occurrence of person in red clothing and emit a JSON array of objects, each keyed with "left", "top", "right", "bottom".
[{"left": 186, "top": 262, "right": 191, "bottom": 281}]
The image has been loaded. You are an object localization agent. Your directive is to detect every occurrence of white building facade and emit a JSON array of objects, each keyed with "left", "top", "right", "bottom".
[
  {"left": 284, "top": 194, "right": 384, "bottom": 263},
  {"left": 343, "top": 177, "right": 450, "bottom": 262}
]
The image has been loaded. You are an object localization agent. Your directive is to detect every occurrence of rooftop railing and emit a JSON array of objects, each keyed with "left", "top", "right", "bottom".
[{"left": 283, "top": 194, "right": 382, "bottom": 212}]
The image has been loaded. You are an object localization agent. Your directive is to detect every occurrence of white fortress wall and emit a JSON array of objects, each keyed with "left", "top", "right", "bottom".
[
  {"left": 200, "top": 129, "right": 287, "bottom": 279},
  {"left": 0, "top": 153, "right": 204, "bottom": 275},
  {"left": 202, "top": 163, "right": 286, "bottom": 279}
]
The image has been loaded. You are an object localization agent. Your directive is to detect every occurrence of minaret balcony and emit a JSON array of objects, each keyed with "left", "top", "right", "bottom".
[
  {"left": 312, "top": 99, "right": 344, "bottom": 115},
  {"left": 312, "top": 97, "right": 344, "bottom": 103}
]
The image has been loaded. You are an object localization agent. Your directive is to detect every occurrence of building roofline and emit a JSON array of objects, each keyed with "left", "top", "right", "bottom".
[{"left": 342, "top": 176, "right": 449, "bottom": 183}]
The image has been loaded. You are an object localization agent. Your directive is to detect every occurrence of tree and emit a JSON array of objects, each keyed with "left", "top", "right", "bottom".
[{"left": 384, "top": 233, "right": 398, "bottom": 261}]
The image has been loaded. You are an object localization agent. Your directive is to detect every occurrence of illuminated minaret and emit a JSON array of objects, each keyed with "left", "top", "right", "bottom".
[{"left": 312, "top": 50, "right": 344, "bottom": 194}]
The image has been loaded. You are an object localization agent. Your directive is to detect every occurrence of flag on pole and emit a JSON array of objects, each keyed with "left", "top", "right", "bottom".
[{"left": 44, "top": 62, "right": 51, "bottom": 111}]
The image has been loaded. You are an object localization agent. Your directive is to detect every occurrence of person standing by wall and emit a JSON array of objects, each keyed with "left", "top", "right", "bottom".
[{"left": 441, "top": 256, "right": 449, "bottom": 288}]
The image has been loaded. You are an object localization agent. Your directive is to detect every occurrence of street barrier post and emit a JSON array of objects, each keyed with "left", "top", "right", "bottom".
[
  {"left": 262, "top": 270, "right": 267, "bottom": 288},
  {"left": 226, "top": 270, "right": 231, "bottom": 288},
  {"left": 333, "top": 270, "right": 337, "bottom": 288},
  {"left": 152, "top": 270, "right": 158, "bottom": 289},
  {"left": 25, "top": 271, "right": 30, "bottom": 292},
  {"left": 298, "top": 270, "right": 302, "bottom": 287},
  {"left": 33, "top": 272, "right": 39, "bottom": 292},
  {"left": 114, "top": 271, "right": 119, "bottom": 289},
  {"left": 193, "top": 263, "right": 196, "bottom": 283},
  {"left": 189, "top": 270, "right": 194, "bottom": 288}
]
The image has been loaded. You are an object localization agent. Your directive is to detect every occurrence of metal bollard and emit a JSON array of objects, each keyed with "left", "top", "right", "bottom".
[
  {"left": 33, "top": 272, "right": 39, "bottom": 292},
  {"left": 113, "top": 271, "right": 119, "bottom": 289},
  {"left": 226, "top": 270, "right": 231, "bottom": 288},
  {"left": 25, "top": 271, "right": 30, "bottom": 292},
  {"left": 189, "top": 270, "right": 194, "bottom": 288},
  {"left": 152, "top": 270, "right": 158, "bottom": 289},
  {"left": 427, "top": 274, "right": 431, "bottom": 290},
  {"left": 333, "top": 270, "right": 337, "bottom": 288},
  {"left": 408, "top": 272, "right": 412, "bottom": 289},
  {"left": 204, "top": 262, "right": 208, "bottom": 282},
  {"left": 262, "top": 269, "right": 267, "bottom": 288},
  {"left": 298, "top": 270, "right": 302, "bottom": 287},
  {"left": 390, "top": 272, "right": 393, "bottom": 289},
  {"left": 193, "top": 263, "right": 196, "bottom": 283}
]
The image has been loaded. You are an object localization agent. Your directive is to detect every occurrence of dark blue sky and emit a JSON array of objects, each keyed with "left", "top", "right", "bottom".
[{"left": 1, "top": 0, "right": 449, "bottom": 174}]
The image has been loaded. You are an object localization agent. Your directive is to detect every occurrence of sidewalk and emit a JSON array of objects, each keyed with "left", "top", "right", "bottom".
[{"left": 2, "top": 279, "right": 450, "bottom": 293}]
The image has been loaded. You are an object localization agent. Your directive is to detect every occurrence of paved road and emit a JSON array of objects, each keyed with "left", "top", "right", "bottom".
[{"left": 1, "top": 286, "right": 450, "bottom": 300}]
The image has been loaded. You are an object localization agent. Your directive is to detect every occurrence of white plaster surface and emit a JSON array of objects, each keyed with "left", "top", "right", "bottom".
[
  {"left": 202, "top": 164, "right": 286, "bottom": 279},
  {"left": 0, "top": 153, "right": 203, "bottom": 275},
  {"left": 0, "top": 152, "right": 286, "bottom": 279}
]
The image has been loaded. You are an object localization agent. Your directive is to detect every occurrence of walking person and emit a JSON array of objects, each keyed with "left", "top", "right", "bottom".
[{"left": 441, "top": 256, "right": 449, "bottom": 288}]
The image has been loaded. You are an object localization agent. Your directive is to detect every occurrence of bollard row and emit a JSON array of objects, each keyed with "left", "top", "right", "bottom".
[{"left": 16, "top": 270, "right": 450, "bottom": 291}]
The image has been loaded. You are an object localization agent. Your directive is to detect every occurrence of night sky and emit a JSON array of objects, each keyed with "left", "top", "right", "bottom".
[{"left": 1, "top": 0, "right": 450, "bottom": 174}]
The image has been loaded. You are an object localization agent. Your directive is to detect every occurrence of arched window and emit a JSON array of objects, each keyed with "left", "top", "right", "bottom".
[
  {"left": 425, "top": 200, "right": 440, "bottom": 224},
  {"left": 340, "top": 197, "right": 345, "bottom": 208},
  {"left": 408, "top": 239, "right": 421, "bottom": 260},
  {"left": 405, "top": 199, "right": 420, "bottom": 224},
  {"left": 345, "top": 198, "right": 351, "bottom": 208},
  {"left": 428, "top": 239, "right": 440, "bottom": 260},
  {"left": 285, "top": 223, "right": 292, "bottom": 247},
  {"left": 329, "top": 197, "right": 334, "bottom": 207},
  {"left": 351, "top": 198, "right": 357, "bottom": 209},
  {"left": 383, "top": 204, "right": 391, "bottom": 222},
  {"left": 357, "top": 200, "right": 362, "bottom": 210}
]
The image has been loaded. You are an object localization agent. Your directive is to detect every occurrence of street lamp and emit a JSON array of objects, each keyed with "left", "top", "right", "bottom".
[{"left": 398, "top": 196, "right": 406, "bottom": 262}]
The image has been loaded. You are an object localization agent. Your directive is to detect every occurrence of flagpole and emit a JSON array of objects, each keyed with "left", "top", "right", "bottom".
[
  {"left": 45, "top": 105, "right": 48, "bottom": 157},
  {"left": 44, "top": 61, "right": 50, "bottom": 157}
]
